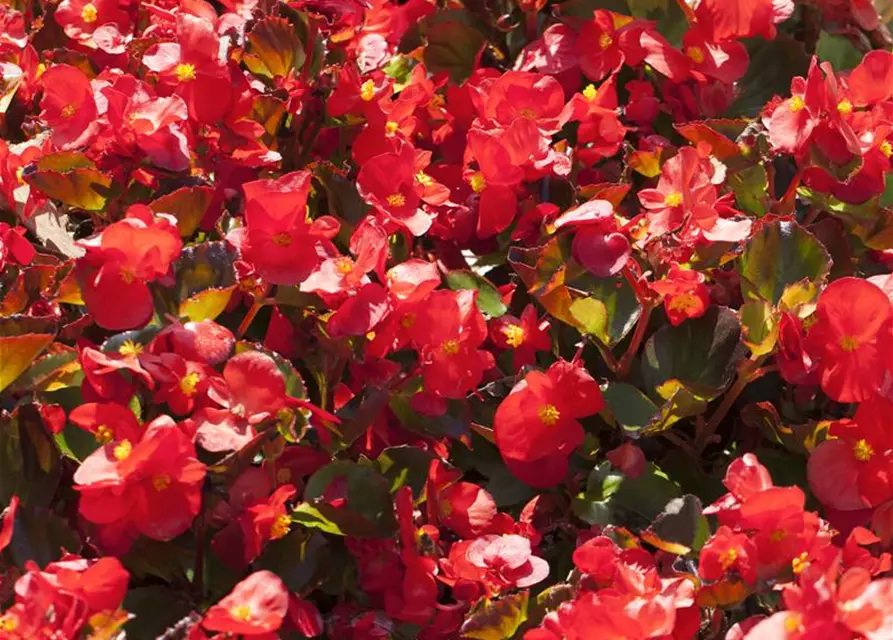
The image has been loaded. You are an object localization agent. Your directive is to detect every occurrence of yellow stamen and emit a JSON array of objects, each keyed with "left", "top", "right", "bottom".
[
  {"left": 686, "top": 46, "right": 704, "bottom": 64},
  {"left": 272, "top": 231, "right": 292, "bottom": 247},
  {"left": 401, "top": 312, "right": 416, "bottom": 328},
  {"left": 853, "top": 439, "right": 875, "bottom": 462},
  {"left": 80, "top": 3, "right": 98, "bottom": 23},
  {"left": 502, "top": 324, "right": 525, "bottom": 348},
  {"left": 664, "top": 191, "right": 683, "bottom": 207},
  {"left": 230, "top": 605, "right": 252, "bottom": 622},
  {"left": 179, "top": 372, "right": 200, "bottom": 396},
  {"left": 789, "top": 96, "right": 805, "bottom": 113},
  {"left": 599, "top": 33, "right": 613, "bottom": 49},
  {"left": 837, "top": 99, "right": 853, "bottom": 115},
  {"left": 0, "top": 613, "right": 19, "bottom": 632},
  {"left": 335, "top": 257, "right": 354, "bottom": 274},
  {"left": 113, "top": 439, "right": 132, "bottom": 461},
  {"left": 174, "top": 63, "right": 196, "bottom": 83},
  {"left": 769, "top": 528, "right": 786, "bottom": 543},
  {"left": 152, "top": 474, "right": 171, "bottom": 491},
  {"left": 518, "top": 107, "right": 537, "bottom": 119},
  {"left": 360, "top": 79, "right": 375, "bottom": 101},
  {"left": 839, "top": 335, "right": 860, "bottom": 352},
  {"left": 270, "top": 514, "right": 291, "bottom": 539},
  {"left": 385, "top": 121, "right": 400, "bottom": 135},
  {"left": 582, "top": 84, "right": 597, "bottom": 101},
  {"left": 538, "top": 404, "right": 560, "bottom": 426},
  {"left": 95, "top": 424, "right": 114, "bottom": 445},
  {"left": 880, "top": 140, "right": 893, "bottom": 158},
  {"left": 415, "top": 171, "right": 433, "bottom": 187},
  {"left": 441, "top": 339, "right": 460, "bottom": 355},
  {"left": 469, "top": 172, "right": 486, "bottom": 193},
  {"left": 118, "top": 339, "right": 143, "bottom": 357},
  {"left": 61, "top": 104, "right": 76, "bottom": 119},
  {"left": 792, "top": 552, "right": 809, "bottom": 574},
  {"left": 386, "top": 193, "right": 406, "bottom": 207},
  {"left": 719, "top": 548, "right": 738, "bottom": 570},
  {"left": 667, "top": 293, "right": 701, "bottom": 315}
]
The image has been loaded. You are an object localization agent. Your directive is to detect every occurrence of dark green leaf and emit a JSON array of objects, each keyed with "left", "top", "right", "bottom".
[
  {"left": 739, "top": 220, "right": 831, "bottom": 305},
  {"left": 641, "top": 306, "right": 746, "bottom": 402},
  {"left": 445, "top": 269, "right": 508, "bottom": 317}
]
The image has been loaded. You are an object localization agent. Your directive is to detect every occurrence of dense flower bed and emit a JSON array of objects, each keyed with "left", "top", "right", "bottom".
[{"left": 2, "top": 0, "right": 893, "bottom": 638}]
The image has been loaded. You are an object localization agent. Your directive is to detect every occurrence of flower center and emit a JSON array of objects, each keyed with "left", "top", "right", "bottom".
[
  {"left": 784, "top": 614, "right": 802, "bottom": 634},
  {"left": 792, "top": 552, "right": 809, "bottom": 574},
  {"left": 119, "top": 339, "right": 143, "bottom": 357},
  {"left": 667, "top": 293, "right": 700, "bottom": 315},
  {"left": 386, "top": 193, "right": 406, "bottom": 207},
  {"left": 152, "top": 474, "right": 171, "bottom": 491},
  {"left": 335, "top": 257, "right": 354, "bottom": 274},
  {"left": 360, "top": 79, "right": 375, "bottom": 101},
  {"left": 686, "top": 46, "right": 704, "bottom": 64},
  {"left": 769, "top": 528, "right": 786, "bottom": 543},
  {"left": 272, "top": 231, "right": 292, "bottom": 247},
  {"left": 441, "top": 339, "right": 460, "bottom": 355},
  {"left": 95, "top": 424, "right": 114, "bottom": 445},
  {"left": 837, "top": 99, "right": 853, "bottom": 115},
  {"left": 664, "top": 191, "right": 683, "bottom": 207},
  {"left": 582, "top": 84, "right": 597, "bottom": 101},
  {"left": 270, "top": 514, "right": 291, "bottom": 539},
  {"left": 469, "top": 172, "right": 486, "bottom": 193},
  {"left": 61, "top": 104, "right": 77, "bottom": 119},
  {"left": 113, "top": 439, "right": 133, "bottom": 461},
  {"left": 120, "top": 269, "right": 135, "bottom": 284},
  {"left": 502, "top": 324, "right": 525, "bottom": 348},
  {"left": 175, "top": 63, "right": 196, "bottom": 82},
  {"left": 81, "top": 3, "right": 98, "bottom": 23},
  {"left": 538, "top": 404, "right": 560, "bottom": 426},
  {"left": 385, "top": 120, "right": 400, "bottom": 135},
  {"left": 719, "top": 548, "right": 738, "bottom": 569},
  {"left": 0, "top": 613, "right": 19, "bottom": 632},
  {"left": 179, "top": 372, "right": 200, "bottom": 396},
  {"left": 789, "top": 95, "right": 805, "bottom": 113},
  {"left": 853, "top": 439, "right": 875, "bottom": 462},
  {"left": 415, "top": 171, "right": 433, "bottom": 187},
  {"left": 518, "top": 107, "right": 537, "bottom": 119},
  {"left": 839, "top": 335, "right": 860, "bottom": 352},
  {"left": 599, "top": 33, "right": 613, "bottom": 49},
  {"left": 881, "top": 140, "right": 893, "bottom": 158},
  {"left": 230, "top": 605, "right": 253, "bottom": 622},
  {"left": 401, "top": 312, "right": 416, "bottom": 328}
]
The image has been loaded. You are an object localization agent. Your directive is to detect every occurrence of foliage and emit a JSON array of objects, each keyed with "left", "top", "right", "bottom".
[{"left": 1, "top": 0, "right": 893, "bottom": 638}]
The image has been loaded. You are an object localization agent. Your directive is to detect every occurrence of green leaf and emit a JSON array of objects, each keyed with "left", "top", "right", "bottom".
[
  {"left": 569, "top": 297, "right": 608, "bottom": 342},
  {"left": 8, "top": 504, "right": 80, "bottom": 568},
  {"left": 573, "top": 462, "right": 681, "bottom": 527},
  {"left": 574, "top": 273, "right": 642, "bottom": 346},
  {"left": 376, "top": 446, "right": 435, "bottom": 495},
  {"left": 0, "top": 404, "right": 62, "bottom": 508},
  {"left": 728, "top": 35, "right": 811, "bottom": 117},
  {"left": 642, "top": 306, "right": 746, "bottom": 402},
  {"left": 301, "top": 461, "right": 397, "bottom": 538},
  {"left": 816, "top": 32, "right": 863, "bottom": 71},
  {"left": 149, "top": 186, "right": 213, "bottom": 238},
  {"left": 603, "top": 383, "right": 659, "bottom": 436},
  {"left": 258, "top": 530, "right": 328, "bottom": 592},
  {"left": 24, "top": 153, "right": 113, "bottom": 211},
  {"left": 641, "top": 494, "right": 710, "bottom": 556},
  {"left": 739, "top": 300, "right": 778, "bottom": 356},
  {"left": 123, "top": 586, "right": 195, "bottom": 640},
  {"left": 243, "top": 16, "right": 306, "bottom": 80},
  {"left": 423, "top": 17, "right": 486, "bottom": 83},
  {"left": 728, "top": 163, "right": 770, "bottom": 216},
  {"left": 739, "top": 220, "right": 831, "bottom": 305},
  {"left": 445, "top": 269, "right": 507, "bottom": 317},
  {"left": 460, "top": 592, "right": 529, "bottom": 640}
]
